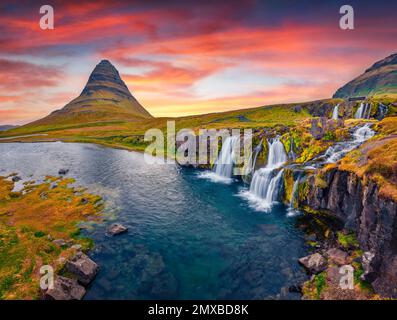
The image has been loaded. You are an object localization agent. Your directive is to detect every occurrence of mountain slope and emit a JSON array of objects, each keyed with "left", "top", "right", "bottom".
[
  {"left": 333, "top": 53, "right": 397, "bottom": 98},
  {"left": 28, "top": 60, "right": 152, "bottom": 126}
]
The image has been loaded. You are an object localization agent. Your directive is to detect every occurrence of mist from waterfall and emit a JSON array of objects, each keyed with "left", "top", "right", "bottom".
[{"left": 241, "top": 137, "right": 287, "bottom": 211}]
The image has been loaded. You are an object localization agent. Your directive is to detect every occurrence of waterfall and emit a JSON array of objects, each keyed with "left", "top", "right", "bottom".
[
  {"left": 212, "top": 135, "right": 239, "bottom": 178},
  {"left": 377, "top": 103, "right": 388, "bottom": 120},
  {"left": 355, "top": 103, "right": 371, "bottom": 119},
  {"left": 243, "top": 138, "right": 263, "bottom": 177},
  {"left": 324, "top": 124, "right": 374, "bottom": 163},
  {"left": 288, "top": 137, "right": 296, "bottom": 161},
  {"left": 332, "top": 104, "right": 339, "bottom": 120},
  {"left": 245, "top": 137, "right": 287, "bottom": 210},
  {"left": 287, "top": 175, "right": 301, "bottom": 216}
]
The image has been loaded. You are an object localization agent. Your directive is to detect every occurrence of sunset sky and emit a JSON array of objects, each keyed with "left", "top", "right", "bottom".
[{"left": 0, "top": 0, "right": 396, "bottom": 124}]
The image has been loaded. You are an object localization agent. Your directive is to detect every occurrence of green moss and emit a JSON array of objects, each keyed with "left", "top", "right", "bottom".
[
  {"left": 33, "top": 231, "right": 46, "bottom": 238},
  {"left": 337, "top": 232, "right": 359, "bottom": 249},
  {"left": 314, "top": 175, "right": 328, "bottom": 189},
  {"left": 314, "top": 272, "right": 327, "bottom": 299}
]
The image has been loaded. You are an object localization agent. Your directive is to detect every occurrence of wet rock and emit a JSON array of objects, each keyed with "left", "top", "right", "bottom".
[
  {"left": 66, "top": 252, "right": 99, "bottom": 285},
  {"left": 44, "top": 276, "right": 86, "bottom": 300},
  {"left": 106, "top": 223, "right": 128, "bottom": 236},
  {"left": 299, "top": 253, "right": 327, "bottom": 274},
  {"left": 326, "top": 248, "right": 349, "bottom": 265},
  {"left": 361, "top": 251, "right": 376, "bottom": 282},
  {"left": 58, "top": 169, "right": 69, "bottom": 175}
]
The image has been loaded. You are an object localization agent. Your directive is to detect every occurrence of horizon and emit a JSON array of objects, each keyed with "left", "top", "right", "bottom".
[{"left": 0, "top": 0, "right": 396, "bottom": 125}]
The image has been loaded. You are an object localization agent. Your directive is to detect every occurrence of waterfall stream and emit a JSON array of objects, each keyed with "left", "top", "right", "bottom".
[
  {"left": 332, "top": 104, "right": 339, "bottom": 120},
  {"left": 242, "top": 138, "right": 287, "bottom": 211},
  {"left": 355, "top": 103, "right": 371, "bottom": 119},
  {"left": 212, "top": 135, "right": 239, "bottom": 178}
]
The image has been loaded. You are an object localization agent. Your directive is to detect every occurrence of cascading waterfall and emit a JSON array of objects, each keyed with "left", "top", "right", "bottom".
[
  {"left": 324, "top": 124, "right": 374, "bottom": 163},
  {"left": 355, "top": 103, "right": 371, "bottom": 119},
  {"left": 246, "top": 137, "right": 287, "bottom": 210},
  {"left": 243, "top": 138, "right": 263, "bottom": 177},
  {"left": 332, "top": 104, "right": 339, "bottom": 120},
  {"left": 287, "top": 175, "right": 301, "bottom": 216},
  {"left": 212, "top": 135, "right": 239, "bottom": 178}
]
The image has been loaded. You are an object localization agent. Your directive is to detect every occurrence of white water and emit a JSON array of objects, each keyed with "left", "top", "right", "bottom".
[
  {"left": 287, "top": 176, "right": 301, "bottom": 217},
  {"left": 355, "top": 103, "right": 371, "bottom": 119},
  {"left": 198, "top": 135, "right": 239, "bottom": 183},
  {"left": 332, "top": 104, "right": 339, "bottom": 120},
  {"left": 243, "top": 138, "right": 263, "bottom": 177},
  {"left": 324, "top": 124, "right": 374, "bottom": 163},
  {"left": 242, "top": 138, "right": 287, "bottom": 211}
]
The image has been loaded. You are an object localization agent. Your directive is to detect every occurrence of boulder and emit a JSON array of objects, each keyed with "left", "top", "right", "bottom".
[
  {"left": 299, "top": 253, "right": 327, "bottom": 274},
  {"left": 66, "top": 252, "right": 99, "bottom": 285},
  {"left": 58, "top": 169, "right": 69, "bottom": 175},
  {"left": 106, "top": 223, "right": 128, "bottom": 236},
  {"left": 326, "top": 248, "right": 349, "bottom": 265},
  {"left": 44, "top": 276, "right": 86, "bottom": 300}
]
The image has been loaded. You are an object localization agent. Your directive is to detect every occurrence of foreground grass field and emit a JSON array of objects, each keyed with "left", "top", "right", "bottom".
[{"left": 0, "top": 175, "right": 102, "bottom": 299}]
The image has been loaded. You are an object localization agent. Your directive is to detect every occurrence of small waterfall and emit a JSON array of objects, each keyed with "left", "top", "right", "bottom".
[
  {"left": 212, "top": 135, "right": 239, "bottom": 178},
  {"left": 332, "top": 104, "right": 339, "bottom": 120},
  {"left": 355, "top": 103, "right": 371, "bottom": 119},
  {"left": 324, "top": 124, "right": 374, "bottom": 163},
  {"left": 289, "top": 176, "right": 300, "bottom": 209},
  {"left": 246, "top": 137, "right": 287, "bottom": 210},
  {"left": 288, "top": 138, "right": 297, "bottom": 161},
  {"left": 377, "top": 103, "right": 388, "bottom": 120},
  {"left": 243, "top": 138, "right": 263, "bottom": 177}
]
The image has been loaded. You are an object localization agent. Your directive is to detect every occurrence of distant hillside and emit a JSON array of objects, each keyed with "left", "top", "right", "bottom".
[
  {"left": 333, "top": 53, "right": 397, "bottom": 98},
  {"left": 27, "top": 60, "right": 152, "bottom": 127},
  {"left": 0, "top": 125, "right": 18, "bottom": 132}
]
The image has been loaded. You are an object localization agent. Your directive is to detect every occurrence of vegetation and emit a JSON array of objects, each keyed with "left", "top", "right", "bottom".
[{"left": 0, "top": 175, "right": 102, "bottom": 299}]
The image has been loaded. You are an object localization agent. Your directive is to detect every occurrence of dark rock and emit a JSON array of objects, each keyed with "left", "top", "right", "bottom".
[
  {"left": 58, "top": 169, "right": 69, "bottom": 175},
  {"left": 298, "top": 253, "right": 327, "bottom": 274},
  {"left": 293, "top": 105, "right": 302, "bottom": 113},
  {"left": 288, "top": 284, "right": 302, "bottom": 293},
  {"left": 66, "top": 252, "right": 99, "bottom": 285},
  {"left": 106, "top": 223, "right": 128, "bottom": 236},
  {"left": 12, "top": 175, "right": 21, "bottom": 182},
  {"left": 44, "top": 276, "right": 86, "bottom": 300},
  {"left": 39, "top": 192, "right": 48, "bottom": 200}
]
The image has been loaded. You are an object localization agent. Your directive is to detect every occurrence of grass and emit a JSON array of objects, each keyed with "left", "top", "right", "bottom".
[{"left": 0, "top": 175, "right": 102, "bottom": 299}]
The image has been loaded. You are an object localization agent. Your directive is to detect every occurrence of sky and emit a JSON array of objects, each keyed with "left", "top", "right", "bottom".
[{"left": 0, "top": 0, "right": 396, "bottom": 125}]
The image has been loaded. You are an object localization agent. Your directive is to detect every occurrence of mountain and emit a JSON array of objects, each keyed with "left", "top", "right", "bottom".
[
  {"left": 29, "top": 60, "right": 152, "bottom": 126},
  {"left": 333, "top": 53, "right": 397, "bottom": 98},
  {"left": 0, "top": 125, "right": 18, "bottom": 131}
]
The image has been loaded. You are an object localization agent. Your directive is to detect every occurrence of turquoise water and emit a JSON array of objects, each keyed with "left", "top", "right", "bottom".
[{"left": 0, "top": 142, "right": 308, "bottom": 299}]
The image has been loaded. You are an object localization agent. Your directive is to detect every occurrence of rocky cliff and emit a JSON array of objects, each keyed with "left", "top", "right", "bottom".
[{"left": 301, "top": 168, "right": 397, "bottom": 297}]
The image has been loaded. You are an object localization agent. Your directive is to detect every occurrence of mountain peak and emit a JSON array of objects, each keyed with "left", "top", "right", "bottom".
[{"left": 28, "top": 59, "right": 152, "bottom": 126}]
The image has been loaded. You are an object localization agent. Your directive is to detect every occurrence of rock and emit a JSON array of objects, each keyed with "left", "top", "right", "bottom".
[
  {"left": 80, "top": 198, "right": 89, "bottom": 205},
  {"left": 293, "top": 105, "right": 302, "bottom": 113},
  {"left": 71, "top": 244, "right": 82, "bottom": 251},
  {"left": 361, "top": 251, "right": 376, "bottom": 281},
  {"left": 106, "top": 223, "right": 128, "bottom": 236},
  {"left": 299, "top": 253, "right": 327, "bottom": 274},
  {"left": 12, "top": 175, "right": 21, "bottom": 182},
  {"left": 40, "top": 192, "right": 48, "bottom": 200},
  {"left": 66, "top": 252, "right": 99, "bottom": 285},
  {"left": 326, "top": 248, "right": 349, "bottom": 265},
  {"left": 53, "top": 239, "right": 67, "bottom": 247},
  {"left": 47, "top": 234, "right": 53, "bottom": 241},
  {"left": 58, "top": 169, "right": 69, "bottom": 175},
  {"left": 44, "top": 276, "right": 86, "bottom": 300}
]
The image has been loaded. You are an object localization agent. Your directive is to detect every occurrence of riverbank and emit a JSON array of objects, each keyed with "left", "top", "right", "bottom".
[{"left": 0, "top": 174, "right": 103, "bottom": 299}]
